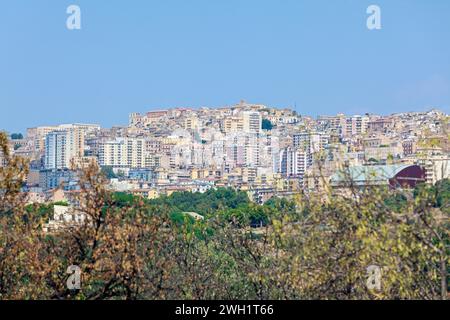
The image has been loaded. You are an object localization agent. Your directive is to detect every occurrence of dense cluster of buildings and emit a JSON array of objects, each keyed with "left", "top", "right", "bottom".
[{"left": 4, "top": 101, "right": 449, "bottom": 204}]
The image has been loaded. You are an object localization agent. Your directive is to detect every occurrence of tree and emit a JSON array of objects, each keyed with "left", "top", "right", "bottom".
[
  {"left": 262, "top": 119, "right": 273, "bottom": 131},
  {"left": 0, "top": 131, "right": 48, "bottom": 298},
  {"left": 10, "top": 133, "right": 23, "bottom": 140},
  {"left": 100, "top": 166, "right": 117, "bottom": 179},
  {"left": 0, "top": 130, "right": 447, "bottom": 300}
]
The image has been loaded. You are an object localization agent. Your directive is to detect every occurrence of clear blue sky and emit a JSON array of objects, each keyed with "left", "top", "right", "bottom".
[{"left": 1, "top": 0, "right": 449, "bottom": 133}]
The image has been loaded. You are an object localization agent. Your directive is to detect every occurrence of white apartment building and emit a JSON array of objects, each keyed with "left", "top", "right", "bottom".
[
  {"left": 242, "top": 111, "right": 262, "bottom": 134},
  {"left": 44, "top": 128, "right": 84, "bottom": 170},
  {"left": 225, "top": 133, "right": 260, "bottom": 168},
  {"left": 258, "top": 134, "right": 280, "bottom": 173},
  {"left": 98, "top": 138, "right": 145, "bottom": 169},
  {"left": 279, "top": 147, "right": 309, "bottom": 178},
  {"left": 293, "top": 132, "right": 329, "bottom": 153},
  {"left": 293, "top": 131, "right": 330, "bottom": 167}
]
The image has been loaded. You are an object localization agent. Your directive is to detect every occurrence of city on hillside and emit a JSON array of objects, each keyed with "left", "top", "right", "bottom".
[
  {"left": 2, "top": 0, "right": 450, "bottom": 304},
  {"left": 3, "top": 101, "right": 449, "bottom": 209}
]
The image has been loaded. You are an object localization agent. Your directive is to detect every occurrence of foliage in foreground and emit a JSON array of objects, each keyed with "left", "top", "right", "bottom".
[{"left": 0, "top": 131, "right": 448, "bottom": 300}]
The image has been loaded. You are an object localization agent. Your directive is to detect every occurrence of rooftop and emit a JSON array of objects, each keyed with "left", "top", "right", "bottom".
[{"left": 330, "top": 164, "right": 412, "bottom": 186}]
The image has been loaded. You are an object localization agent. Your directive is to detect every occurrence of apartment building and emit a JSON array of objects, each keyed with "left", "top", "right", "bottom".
[
  {"left": 98, "top": 138, "right": 145, "bottom": 169},
  {"left": 279, "top": 147, "right": 308, "bottom": 178},
  {"left": 293, "top": 132, "right": 330, "bottom": 153},
  {"left": 184, "top": 116, "right": 199, "bottom": 131},
  {"left": 242, "top": 111, "right": 262, "bottom": 134},
  {"left": 223, "top": 111, "right": 262, "bottom": 134},
  {"left": 27, "top": 126, "right": 59, "bottom": 153},
  {"left": 344, "top": 115, "right": 369, "bottom": 137},
  {"left": 44, "top": 128, "right": 84, "bottom": 170}
]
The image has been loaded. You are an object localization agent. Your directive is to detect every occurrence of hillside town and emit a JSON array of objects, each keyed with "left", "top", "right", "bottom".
[{"left": 3, "top": 101, "right": 449, "bottom": 206}]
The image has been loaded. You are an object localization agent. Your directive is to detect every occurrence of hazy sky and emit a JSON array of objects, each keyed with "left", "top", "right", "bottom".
[{"left": 1, "top": 0, "right": 450, "bottom": 133}]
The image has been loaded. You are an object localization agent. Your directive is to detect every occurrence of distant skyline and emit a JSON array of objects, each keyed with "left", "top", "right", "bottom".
[{"left": 1, "top": 0, "right": 450, "bottom": 133}]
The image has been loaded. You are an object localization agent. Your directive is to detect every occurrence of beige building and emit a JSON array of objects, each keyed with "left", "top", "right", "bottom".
[
  {"left": 242, "top": 111, "right": 262, "bottom": 133},
  {"left": 223, "top": 111, "right": 262, "bottom": 134},
  {"left": 364, "top": 144, "right": 403, "bottom": 162},
  {"left": 224, "top": 116, "right": 244, "bottom": 133},
  {"left": 43, "top": 205, "right": 88, "bottom": 233},
  {"left": 131, "top": 188, "right": 160, "bottom": 200},
  {"left": 184, "top": 116, "right": 199, "bottom": 131},
  {"left": 27, "top": 126, "right": 58, "bottom": 153},
  {"left": 342, "top": 115, "right": 369, "bottom": 137}
]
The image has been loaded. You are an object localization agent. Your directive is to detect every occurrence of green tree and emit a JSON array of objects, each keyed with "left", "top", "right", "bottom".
[
  {"left": 10, "top": 133, "right": 23, "bottom": 140},
  {"left": 262, "top": 119, "right": 273, "bottom": 131},
  {"left": 100, "top": 166, "right": 117, "bottom": 179}
]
